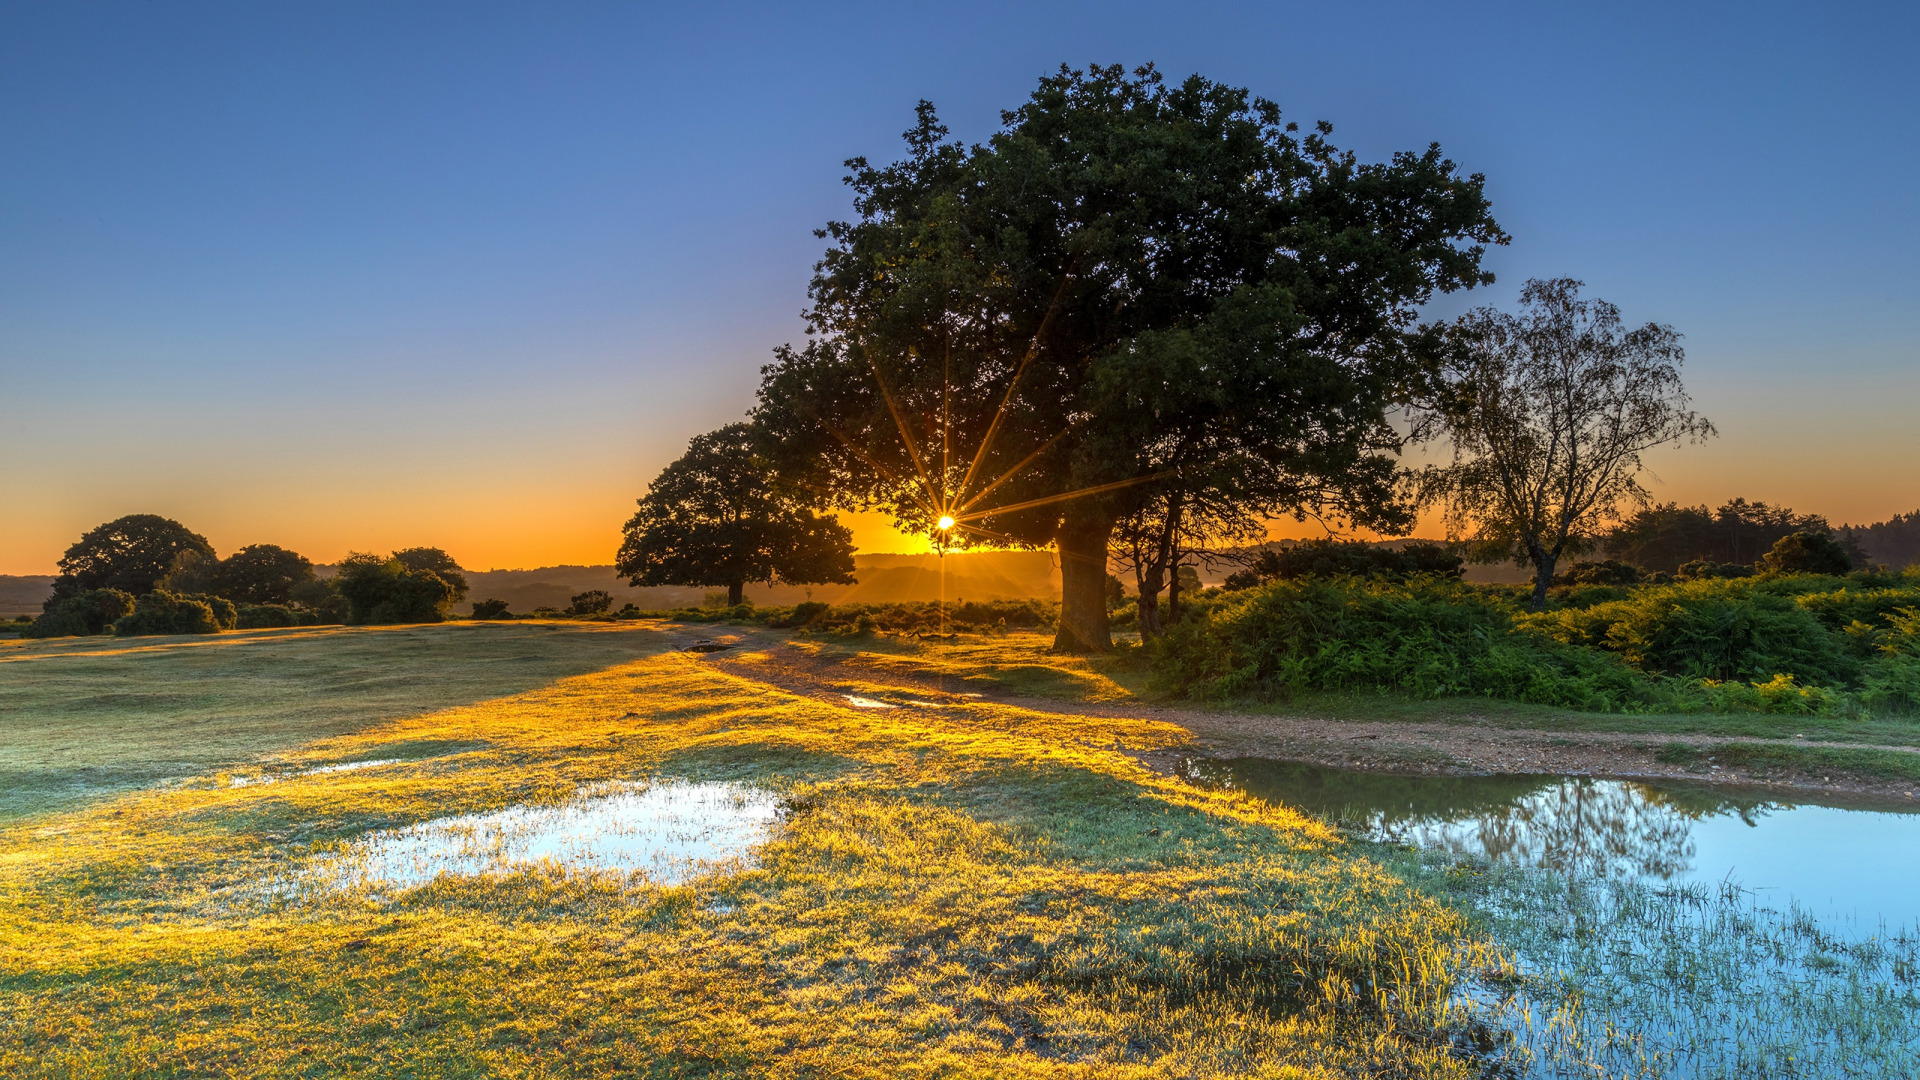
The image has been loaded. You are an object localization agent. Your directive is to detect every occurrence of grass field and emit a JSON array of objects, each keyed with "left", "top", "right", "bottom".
[
  {"left": 0, "top": 622, "right": 678, "bottom": 823},
  {"left": 0, "top": 621, "right": 1504, "bottom": 1078}
]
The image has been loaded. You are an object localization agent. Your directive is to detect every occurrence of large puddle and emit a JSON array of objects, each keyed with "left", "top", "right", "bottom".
[
  {"left": 1186, "top": 759, "right": 1920, "bottom": 929},
  {"left": 1188, "top": 759, "right": 1920, "bottom": 1077},
  {"left": 295, "top": 780, "right": 781, "bottom": 899}
]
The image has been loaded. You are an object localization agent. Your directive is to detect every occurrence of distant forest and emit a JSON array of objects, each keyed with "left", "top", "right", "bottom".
[
  {"left": 1602, "top": 499, "right": 1919, "bottom": 573},
  {"left": 1838, "top": 510, "right": 1920, "bottom": 571}
]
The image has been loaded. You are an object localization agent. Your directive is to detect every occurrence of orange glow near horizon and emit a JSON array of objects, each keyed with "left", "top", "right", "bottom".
[{"left": 2, "top": 434, "right": 1915, "bottom": 576}]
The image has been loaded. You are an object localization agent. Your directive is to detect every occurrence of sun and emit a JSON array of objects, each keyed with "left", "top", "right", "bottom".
[{"left": 937, "top": 515, "right": 956, "bottom": 531}]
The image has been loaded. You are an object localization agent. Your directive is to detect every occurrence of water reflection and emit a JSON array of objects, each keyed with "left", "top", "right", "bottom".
[
  {"left": 294, "top": 779, "right": 781, "bottom": 899},
  {"left": 1185, "top": 758, "right": 1919, "bottom": 923}
]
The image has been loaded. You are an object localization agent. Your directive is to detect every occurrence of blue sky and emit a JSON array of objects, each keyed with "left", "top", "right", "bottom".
[{"left": 2, "top": 1, "right": 1915, "bottom": 571}]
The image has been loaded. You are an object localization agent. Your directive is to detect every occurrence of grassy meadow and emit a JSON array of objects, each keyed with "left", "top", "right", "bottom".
[{"left": 1, "top": 621, "right": 1510, "bottom": 1079}]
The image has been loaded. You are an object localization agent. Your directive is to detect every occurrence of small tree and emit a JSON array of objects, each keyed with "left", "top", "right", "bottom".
[
  {"left": 392, "top": 548, "right": 469, "bottom": 602},
  {"left": 1758, "top": 531, "right": 1854, "bottom": 576},
  {"left": 216, "top": 544, "right": 317, "bottom": 604},
  {"left": 48, "top": 514, "right": 214, "bottom": 601},
  {"left": 569, "top": 590, "right": 613, "bottom": 616},
  {"left": 617, "top": 424, "right": 856, "bottom": 606},
  {"left": 1418, "top": 279, "right": 1715, "bottom": 610},
  {"left": 471, "top": 598, "right": 512, "bottom": 620},
  {"left": 332, "top": 552, "right": 459, "bottom": 624}
]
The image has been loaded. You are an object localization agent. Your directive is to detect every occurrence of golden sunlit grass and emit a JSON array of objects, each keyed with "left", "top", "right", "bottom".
[
  {"left": 785, "top": 630, "right": 1147, "bottom": 704},
  {"left": 0, "top": 624, "right": 1500, "bottom": 1078}
]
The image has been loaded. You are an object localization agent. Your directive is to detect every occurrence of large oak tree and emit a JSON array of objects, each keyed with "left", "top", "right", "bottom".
[
  {"left": 617, "top": 424, "right": 856, "bottom": 606},
  {"left": 49, "top": 514, "right": 215, "bottom": 604},
  {"left": 753, "top": 64, "right": 1505, "bottom": 650}
]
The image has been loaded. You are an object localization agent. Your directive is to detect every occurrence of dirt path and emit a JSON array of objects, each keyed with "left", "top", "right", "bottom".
[{"left": 691, "top": 628, "right": 1920, "bottom": 806}]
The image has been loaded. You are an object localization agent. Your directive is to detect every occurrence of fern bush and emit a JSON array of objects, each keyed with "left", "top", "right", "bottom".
[
  {"left": 1150, "top": 575, "right": 1660, "bottom": 710},
  {"left": 1148, "top": 570, "right": 1920, "bottom": 717}
]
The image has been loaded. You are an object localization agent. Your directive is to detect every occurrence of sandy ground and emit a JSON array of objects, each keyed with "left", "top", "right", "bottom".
[{"left": 697, "top": 628, "right": 1920, "bottom": 807}]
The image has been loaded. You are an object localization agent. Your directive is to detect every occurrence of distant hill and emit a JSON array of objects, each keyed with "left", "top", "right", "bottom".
[
  {"left": 459, "top": 551, "right": 1061, "bottom": 614},
  {"left": 0, "top": 576, "right": 54, "bottom": 617}
]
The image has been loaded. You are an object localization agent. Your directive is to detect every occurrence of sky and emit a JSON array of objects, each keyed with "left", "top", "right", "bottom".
[{"left": 2, "top": 1, "right": 1916, "bottom": 574}]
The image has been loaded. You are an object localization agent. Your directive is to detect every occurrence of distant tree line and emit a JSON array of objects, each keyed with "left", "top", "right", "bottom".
[
  {"left": 22, "top": 513, "right": 471, "bottom": 638},
  {"left": 1838, "top": 510, "right": 1920, "bottom": 572}
]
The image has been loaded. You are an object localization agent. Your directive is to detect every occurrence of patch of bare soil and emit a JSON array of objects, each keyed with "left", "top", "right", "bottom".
[{"left": 700, "top": 629, "right": 1920, "bottom": 806}]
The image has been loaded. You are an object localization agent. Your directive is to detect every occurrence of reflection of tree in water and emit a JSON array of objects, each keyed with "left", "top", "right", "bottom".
[
  {"left": 1193, "top": 759, "right": 1790, "bottom": 883},
  {"left": 1387, "top": 779, "right": 1697, "bottom": 880}
]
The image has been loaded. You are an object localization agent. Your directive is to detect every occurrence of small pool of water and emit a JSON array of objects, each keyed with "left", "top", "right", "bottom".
[
  {"left": 301, "top": 779, "right": 781, "bottom": 897},
  {"left": 1186, "top": 758, "right": 1920, "bottom": 931},
  {"left": 228, "top": 759, "right": 404, "bottom": 787}
]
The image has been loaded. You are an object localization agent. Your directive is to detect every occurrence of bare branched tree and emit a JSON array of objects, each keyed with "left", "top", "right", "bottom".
[{"left": 1417, "top": 279, "right": 1715, "bottom": 610}]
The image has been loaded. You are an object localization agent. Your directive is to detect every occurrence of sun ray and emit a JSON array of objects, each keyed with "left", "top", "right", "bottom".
[
  {"left": 864, "top": 353, "right": 935, "bottom": 498},
  {"left": 954, "top": 271, "right": 1076, "bottom": 502},
  {"left": 952, "top": 521, "right": 1022, "bottom": 546},
  {"left": 813, "top": 415, "right": 940, "bottom": 519},
  {"left": 954, "top": 425, "right": 1075, "bottom": 515},
  {"left": 954, "top": 473, "right": 1163, "bottom": 524}
]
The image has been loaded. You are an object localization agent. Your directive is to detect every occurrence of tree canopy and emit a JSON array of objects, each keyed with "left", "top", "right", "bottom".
[
  {"left": 1417, "top": 279, "right": 1715, "bottom": 610},
  {"left": 753, "top": 64, "right": 1505, "bottom": 650},
  {"left": 1758, "top": 531, "right": 1856, "bottom": 576},
  {"left": 332, "top": 553, "right": 460, "bottom": 625},
  {"left": 391, "top": 548, "right": 469, "bottom": 602},
  {"left": 50, "top": 514, "right": 216, "bottom": 603},
  {"left": 617, "top": 423, "right": 856, "bottom": 606},
  {"left": 215, "top": 544, "right": 317, "bottom": 605}
]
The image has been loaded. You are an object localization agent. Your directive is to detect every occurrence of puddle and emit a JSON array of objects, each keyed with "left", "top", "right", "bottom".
[
  {"left": 841, "top": 695, "right": 898, "bottom": 709},
  {"left": 1185, "top": 758, "right": 1920, "bottom": 928},
  {"left": 228, "top": 759, "right": 403, "bottom": 787},
  {"left": 296, "top": 780, "right": 780, "bottom": 897}
]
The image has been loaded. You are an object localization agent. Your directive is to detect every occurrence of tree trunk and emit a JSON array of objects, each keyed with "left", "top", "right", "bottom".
[
  {"left": 1528, "top": 544, "right": 1556, "bottom": 612},
  {"left": 728, "top": 581, "right": 744, "bottom": 607},
  {"left": 1053, "top": 514, "right": 1116, "bottom": 653},
  {"left": 1135, "top": 562, "right": 1164, "bottom": 640}
]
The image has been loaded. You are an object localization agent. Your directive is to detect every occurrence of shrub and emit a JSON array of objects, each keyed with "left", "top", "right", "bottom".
[
  {"left": 235, "top": 604, "right": 297, "bottom": 629},
  {"left": 569, "top": 590, "right": 613, "bottom": 616},
  {"left": 1553, "top": 560, "right": 1643, "bottom": 586},
  {"left": 1793, "top": 587, "right": 1920, "bottom": 640},
  {"left": 1151, "top": 575, "right": 1657, "bottom": 710},
  {"left": 23, "top": 589, "right": 136, "bottom": 638},
  {"left": 764, "top": 600, "right": 831, "bottom": 629},
  {"left": 1691, "top": 674, "right": 1847, "bottom": 715},
  {"left": 1676, "top": 559, "right": 1754, "bottom": 580},
  {"left": 470, "top": 598, "right": 513, "bottom": 620},
  {"left": 332, "top": 553, "right": 458, "bottom": 625},
  {"left": 1860, "top": 655, "right": 1920, "bottom": 714},
  {"left": 216, "top": 544, "right": 317, "bottom": 604},
  {"left": 113, "top": 591, "right": 236, "bottom": 636},
  {"left": 1758, "top": 531, "right": 1854, "bottom": 576},
  {"left": 1526, "top": 578, "right": 1855, "bottom": 686}
]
